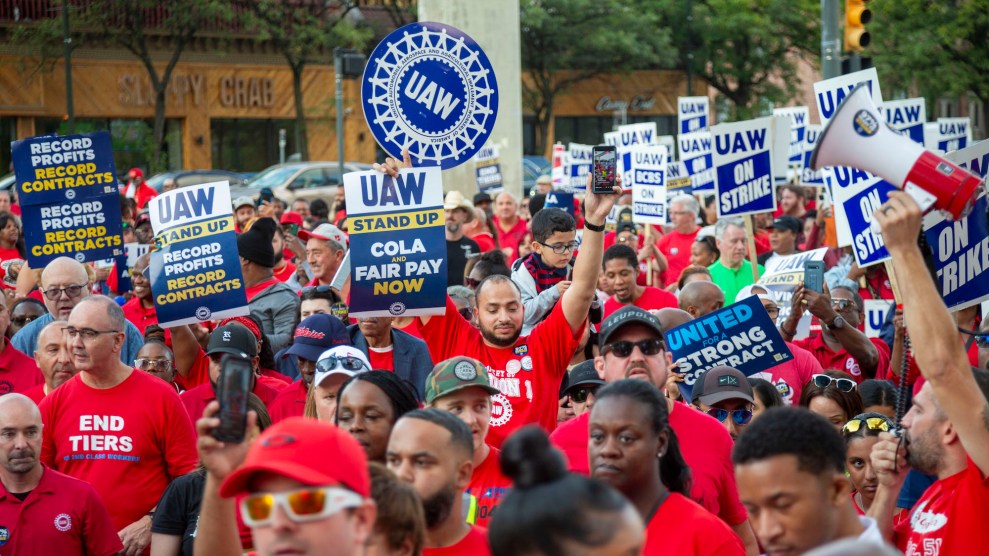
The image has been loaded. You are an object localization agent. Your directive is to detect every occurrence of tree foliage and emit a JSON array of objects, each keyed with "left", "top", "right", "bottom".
[{"left": 520, "top": 0, "right": 674, "bottom": 154}]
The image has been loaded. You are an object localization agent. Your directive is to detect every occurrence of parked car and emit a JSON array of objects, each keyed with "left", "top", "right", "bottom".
[
  {"left": 0, "top": 173, "right": 14, "bottom": 191},
  {"left": 146, "top": 170, "right": 249, "bottom": 193},
  {"left": 243, "top": 162, "right": 373, "bottom": 203},
  {"left": 522, "top": 155, "right": 551, "bottom": 196}
]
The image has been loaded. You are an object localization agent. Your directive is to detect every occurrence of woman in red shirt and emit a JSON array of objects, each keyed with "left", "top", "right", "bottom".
[
  {"left": 841, "top": 412, "right": 892, "bottom": 515},
  {"left": 589, "top": 379, "right": 746, "bottom": 555},
  {"left": 0, "top": 212, "right": 24, "bottom": 263}
]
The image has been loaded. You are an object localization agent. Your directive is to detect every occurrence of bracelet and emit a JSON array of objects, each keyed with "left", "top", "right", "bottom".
[{"left": 584, "top": 220, "right": 605, "bottom": 233}]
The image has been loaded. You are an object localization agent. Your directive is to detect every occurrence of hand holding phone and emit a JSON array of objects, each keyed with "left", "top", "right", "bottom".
[
  {"left": 803, "top": 261, "right": 825, "bottom": 294},
  {"left": 212, "top": 354, "right": 252, "bottom": 443},
  {"left": 591, "top": 145, "right": 618, "bottom": 195}
]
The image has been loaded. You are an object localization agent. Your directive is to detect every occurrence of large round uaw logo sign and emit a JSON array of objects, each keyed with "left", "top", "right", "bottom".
[{"left": 362, "top": 22, "right": 499, "bottom": 170}]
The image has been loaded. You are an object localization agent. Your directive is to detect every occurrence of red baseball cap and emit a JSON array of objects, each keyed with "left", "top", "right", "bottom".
[
  {"left": 128, "top": 168, "right": 144, "bottom": 179},
  {"left": 280, "top": 211, "right": 304, "bottom": 226},
  {"left": 219, "top": 417, "right": 370, "bottom": 498}
]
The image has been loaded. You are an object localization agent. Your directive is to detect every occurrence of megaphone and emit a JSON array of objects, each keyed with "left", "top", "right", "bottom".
[{"left": 810, "top": 83, "right": 983, "bottom": 219}]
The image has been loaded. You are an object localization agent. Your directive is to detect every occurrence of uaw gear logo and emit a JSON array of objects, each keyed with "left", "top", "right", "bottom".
[
  {"left": 362, "top": 22, "right": 499, "bottom": 170},
  {"left": 489, "top": 393, "right": 513, "bottom": 427},
  {"left": 454, "top": 360, "right": 477, "bottom": 381},
  {"left": 54, "top": 513, "right": 72, "bottom": 532}
]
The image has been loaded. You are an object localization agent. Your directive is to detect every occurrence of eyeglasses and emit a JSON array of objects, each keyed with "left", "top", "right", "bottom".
[
  {"left": 602, "top": 338, "right": 665, "bottom": 358},
  {"left": 135, "top": 358, "right": 173, "bottom": 372},
  {"left": 569, "top": 385, "right": 599, "bottom": 404},
  {"left": 763, "top": 305, "right": 780, "bottom": 316},
  {"left": 42, "top": 284, "right": 87, "bottom": 300},
  {"left": 812, "top": 374, "right": 857, "bottom": 392},
  {"left": 842, "top": 416, "right": 892, "bottom": 435},
  {"left": 65, "top": 327, "right": 121, "bottom": 341},
  {"left": 537, "top": 240, "right": 581, "bottom": 255},
  {"left": 11, "top": 315, "right": 39, "bottom": 327},
  {"left": 831, "top": 299, "right": 856, "bottom": 312},
  {"left": 617, "top": 234, "right": 638, "bottom": 243},
  {"left": 241, "top": 487, "right": 363, "bottom": 527},
  {"left": 706, "top": 408, "right": 753, "bottom": 426},
  {"left": 317, "top": 355, "right": 369, "bottom": 374}
]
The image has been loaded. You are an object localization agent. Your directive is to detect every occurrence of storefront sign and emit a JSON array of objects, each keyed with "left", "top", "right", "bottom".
[{"left": 595, "top": 95, "right": 657, "bottom": 113}]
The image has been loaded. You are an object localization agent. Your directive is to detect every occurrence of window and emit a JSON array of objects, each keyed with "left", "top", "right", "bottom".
[
  {"left": 210, "top": 119, "right": 298, "bottom": 172},
  {"left": 0, "top": 118, "right": 16, "bottom": 176}
]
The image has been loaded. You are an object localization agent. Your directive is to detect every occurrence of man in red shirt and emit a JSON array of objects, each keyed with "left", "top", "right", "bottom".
[
  {"left": 425, "top": 356, "right": 509, "bottom": 528},
  {"left": 493, "top": 192, "right": 528, "bottom": 262},
  {"left": 269, "top": 314, "right": 350, "bottom": 423},
  {"left": 678, "top": 280, "right": 725, "bottom": 319},
  {"left": 39, "top": 296, "right": 198, "bottom": 554},
  {"left": 0, "top": 294, "right": 41, "bottom": 395},
  {"left": 386, "top": 410, "right": 491, "bottom": 555},
  {"left": 0, "top": 394, "right": 122, "bottom": 555},
  {"left": 414, "top": 174, "right": 619, "bottom": 447},
  {"left": 549, "top": 306, "right": 759, "bottom": 553},
  {"left": 868, "top": 192, "right": 989, "bottom": 555},
  {"left": 601, "top": 244, "right": 678, "bottom": 318},
  {"left": 781, "top": 284, "right": 889, "bottom": 383},
  {"left": 122, "top": 168, "right": 157, "bottom": 211},
  {"left": 25, "top": 320, "right": 77, "bottom": 405},
  {"left": 656, "top": 193, "right": 702, "bottom": 285}
]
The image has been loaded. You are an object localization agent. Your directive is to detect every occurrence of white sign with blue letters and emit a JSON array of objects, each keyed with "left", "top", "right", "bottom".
[
  {"left": 678, "top": 96, "right": 709, "bottom": 134},
  {"left": 678, "top": 130, "right": 715, "bottom": 191},
  {"left": 935, "top": 117, "right": 972, "bottom": 153},
  {"left": 773, "top": 106, "right": 809, "bottom": 172},
  {"left": 802, "top": 124, "right": 825, "bottom": 185},
  {"left": 882, "top": 98, "right": 926, "bottom": 145},
  {"left": 712, "top": 117, "right": 777, "bottom": 217},
  {"left": 565, "top": 143, "right": 592, "bottom": 192},
  {"left": 630, "top": 145, "right": 668, "bottom": 225}
]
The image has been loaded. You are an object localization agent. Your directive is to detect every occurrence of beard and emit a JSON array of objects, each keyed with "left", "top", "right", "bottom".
[
  {"left": 446, "top": 221, "right": 461, "bottom": 234},
  {"left": 905, "top": 429, "right": 943, "bottom": 475},
  {"left": 480, "top": 322, "right": 521, "bottom": 348},
  {"left": 422, "top": 483, "right": 457, "bottom": 528}
]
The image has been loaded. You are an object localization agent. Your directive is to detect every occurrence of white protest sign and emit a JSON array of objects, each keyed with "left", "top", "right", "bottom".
[
  {"left": 924, "top": 123, "right": 943, "bottom": 153},
  {"left": 935, "top": 117, "right": 973, "bottom": 153},
  {"left": 864, "top": 299, "right": 894, "bottom": 338},
  {"left": 678, "top": 130, "right": 715, "bottom": 191},
  {"left": 551, "top": 143, "right": 566, "bottom": 189},
  {"left": 773, "top": 106, "right": 810, "bottom": 172},
  {"left": 771, "top": 115, "right": 791, "bottom": 185},
  {"left": 882, "top": 98, "right": 926, "bottom": 145},
  {"left": 657, "top": 135, "right": 676, "bottom": 164},
  {"left": 712, "top": 117, "right": 777, "bottom": 217},
  {"left": 565, "top": 143, "right": 592, "bottom": 192},
  {"left": 757, "top": 248, "right": 828, "bottom": 339},
  {"left": 607, "top": 123, "right": 658, "bottom": 192},
  {"left": 678, "top": 96, "right": 709, "bottom": 134},
  {"left": 801, "top": 124, "right": 826, "bottom": 185},
  {"left": 474, "top": 144, "right": 502, "bottom": 193},
  {"left": 630, "top": 145, "right": 668, "bottom": 224}
]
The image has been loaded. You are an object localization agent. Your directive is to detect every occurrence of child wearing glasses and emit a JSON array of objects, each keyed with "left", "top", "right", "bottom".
[{"left": 510, "top": 208, "right": 578, "bottom": 335}]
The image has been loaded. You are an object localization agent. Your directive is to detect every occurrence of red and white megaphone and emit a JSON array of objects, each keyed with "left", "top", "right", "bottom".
[{"left": 810, "top": 83, "right": 984, "bottom": 219}]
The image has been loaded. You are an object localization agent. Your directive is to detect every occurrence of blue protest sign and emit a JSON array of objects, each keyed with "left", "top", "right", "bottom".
[
  {"left": 545, "top": 191, "right": 575, "bottom": 216},
  {"left": 801, "top": 125, "right": 825, "bottom": 185},
  {"left": 935, "top": 118, "right": 972, "bottom": 152},
  {"left": 666, "top": 295, "right": 794, "bottom": 403},
  {"left": 864, "top": 299, "right": 894, "bottom": 338},
  {"left": 712, "top": 118, "right": 776, "bottom": 217},
  {"left": 629, "top": 145, "right": 667, "bottom": 224},
  {"left": 773, "top": 106, "right": 809, "bottom": 170},
  {"left": 11, "top": 131, "right": 120, "bottom": 207},
  {"left": 922, "top": 141, "right": 989, "bottom": 311},
  {"left": 361, "top": 22, "right": 499, "bottom": 170},
  {"left": 839, "top": 174, "right": 897, "bottom": 267},
  {"left": 345, "top": 168, "right": 446, "bottom": 317},
  {"left": 22, "top": 194, "right": 125, "bottom": 266},
  {"left": 678, "top": 96, "right": 709, "bottom": 134},
  {"left": 882, "top": 98, "right": 926, "bottom": 145},
  {"left": 565, "top": 143, "right": 592, "bottom": 192},
  {"left": 677, "top": 130, "right": 715, "bottom": 191},
  {"left": 148, "top": 181, "right": 249, "bottom": 327},
  {"left": 474, "top": 145, "right": 502, "bottom": 194},
  {"left": 813, "top": 68, "right": 882, "bottom": 124}
]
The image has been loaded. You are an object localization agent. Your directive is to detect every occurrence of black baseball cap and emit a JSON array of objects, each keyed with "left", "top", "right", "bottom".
[
  {"left": 473, "top": 192, "right": 492, "bottom": 205},
  {"left": 206, "top": 323, "right": 258, "bottom": 358},
  {"left": 598, "top": 306, "right": 666, "bottom": 348},
  {"left": 693, "top": 366, "right": 754, "bottom": 406},
  {"left": 565, "top": 360, "right": 605, "bottom": 396},
  {"left": 768, "top": 215, "right": 802, "bottom": 234}
]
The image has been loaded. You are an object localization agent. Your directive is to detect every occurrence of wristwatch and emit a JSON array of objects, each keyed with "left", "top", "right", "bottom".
[{"left": 825, "top": 315, "right": 846, "bottom": 330}]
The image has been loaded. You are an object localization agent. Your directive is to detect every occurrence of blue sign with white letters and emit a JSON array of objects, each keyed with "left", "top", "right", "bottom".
[
  {"left": 712, "top": 118, "right": 776, "bottom": 217},
  {"left": 11, "top": 131, "right": 120, "bottom": 207},
  {"left": 545, "top": 191, "right": 575, "bottom": 216},
  {"left": 345, "top": 168, "right": 447, "bottom": 317},
  {"left": 838, "top": 174, "right": 897, "bottom": 267},
  {"left": 666, "top": 295, "right": 793, "bottom": 403},
  {"left": 22, "top": 194, "right": 125, "bottom": 267},
  {"left": 361, "top": 22, "right": 499, "bottom": 170},
  {"left": 801, "top": 125, "right": 825, "bottom": 185},
  {"left": 677, "top": 130, "right": 715, "bottom": 191}
]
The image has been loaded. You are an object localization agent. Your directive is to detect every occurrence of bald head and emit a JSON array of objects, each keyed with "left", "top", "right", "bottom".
[
  {"left": 655, "top": 308, "right": 693, "bottom": 330},
  {"left": 0, "top": 394, "right": 40, "bottom": 423},
  {"left": 40, "top": 257, "right": 90, "bottom": 318},
  {"left": 678, "top": 281, "right": 726, "bottom": 318}
]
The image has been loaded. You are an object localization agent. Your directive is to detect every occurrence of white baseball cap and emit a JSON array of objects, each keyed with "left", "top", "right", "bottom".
[
  {"left": 299, "top": 223, "right": 349, "bottom": 251},
  {"left": 314, "top": 346, "right": 371, "bottom": 386}
]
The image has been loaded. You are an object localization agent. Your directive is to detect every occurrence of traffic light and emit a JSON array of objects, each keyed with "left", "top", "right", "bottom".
[{"left": 844, "top": 0, "right": 872, "bottom": 52}]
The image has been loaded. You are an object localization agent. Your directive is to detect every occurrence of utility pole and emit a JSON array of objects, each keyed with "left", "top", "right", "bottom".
[
  {"left": 62, "top": 0, "right": 74, "bottom": 133},
  {"left": 821, "top": 0, "right": 841, "bottom": 79}
]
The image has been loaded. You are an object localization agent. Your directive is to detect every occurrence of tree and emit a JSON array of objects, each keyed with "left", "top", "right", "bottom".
[
  {"left": 242, "top": 0, "right": 371, "bottom": 161},
  {"left": 655, "top": 0, "right": 819, "bottom": 121},
  {"left": 520, "top": 0, "right": 674, "bottom": 155},
  {"left": 870, "top": 0, "right": 989, "bottom": 132}
]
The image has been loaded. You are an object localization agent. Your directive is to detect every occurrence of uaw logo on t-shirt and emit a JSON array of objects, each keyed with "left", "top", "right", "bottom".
[
  {"left": 361, "top": 22, "right": 499, "bottom": 170},
  {"left": 53, "top": 513, "right": 72, "bottom": 532}
]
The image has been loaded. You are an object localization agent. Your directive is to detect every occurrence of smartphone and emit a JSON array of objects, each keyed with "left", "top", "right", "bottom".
[
  {"left": 212, "top": 354, "right": 252, "bottom": 443},
  {"left": 286, "top": 223, "right": 299, "bottom": 237},
  {"left": 803, "top": 260, "right": 825, "bottom": 294},
  {"left": 591, "top": 145, "right": 618, "bottom": 194}
]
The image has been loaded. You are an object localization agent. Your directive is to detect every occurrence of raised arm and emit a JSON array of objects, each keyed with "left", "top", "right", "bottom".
[
  {"left": 561, "top": 175, "right": 620, "bottom": 334},
  {"left": 875, "top": 191, "right": 989, "bottom": 474}
]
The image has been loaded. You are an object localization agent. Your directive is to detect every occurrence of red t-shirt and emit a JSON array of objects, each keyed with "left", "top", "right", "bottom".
[
  {"left": 423, "top": 525, "right": 490, "bottom": 556},
  {"left": 791, "top": 334, "right": 891, "bottom": 383},
  {"left": 246, "top": 278, "right": 280, "bottom": 302},
  {"left": 602, "top": 286, "right": 679, "bottom": 319},
  {"left": 368, "top": 345, "right": 395, "bottom": 371},
  {"left": 0, "top": 246, "right": 21, "bottom": 263},
  {"left": 121, "top": 296, "right": 161, "bottom": 338},
  {"left": 895, "top": 459, "right": 989, "bottom": 556},
  {"left": 420, "top": 296, "right": 583, "bottom": 448},
  {"left": 754, "top": 229, "right": 771, "bottom": 255},
  {"left": 259, "top": 367, "right": 291, "bottom": 387},
  {"left": 268, "top": 379, "right": 308, "bottom": 424},
  {"left": 23, "top": 383, "right": 47, "bottom": 405},
  {"left": 396, "top": 318, "right": 425, "bottom": 340},
  {"left": 0, "top": 341, "right": 43, "bottom": 395},
  {"left": 859, "top": 271, "right": 896, "bottom": 301},
  {"left": 656, "top": 228, "right": 700, "bottom": 286},
  {"left": 176, "top": 348, "right": 212, "bottom": 391},
  {"left": 747, "top": 341, "right": 822, "bottom": 405},
  {"left": 272, "top": 261, "right": 297, "bottom": 283},
  {"left": 0, "top": 465, "right": 123, "bottom": 556},
  {"left": 180, "top": 377, "right": 282, "bottom": 421},
  {"left": 494, "top": 216, "right": 528, "bottom": 263},
  {"left": 39, "top": 370, "right": 199, "bottom": 530},
  {"left": 471, "top": 232, "right": 497, "bottom": 253},
  {"left": 467, "top": 446, "right": 511, "bottom": 528},
  {"left": 549, "top": 403, "right": 748, "bottom": 526},
  {"left": 644, "top": 492, "right": 746, "bottom": 555}
]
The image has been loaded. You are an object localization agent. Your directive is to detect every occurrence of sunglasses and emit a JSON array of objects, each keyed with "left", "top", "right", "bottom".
[
  {"left": 602, "top": 338, "right": 665, "bottom": 358},
  {"left": 831, "top": 299, "right": 856, "bottom": 312},
  {"left": 569, "top": 385, "right": 599, "bottom": 404},
  {"left": 706, "top": 408, "right": 753, "bottom": 426},
  {"left": 317, "top": 355, "right": 369, "bottom": 374},
  {"left": 812, "top": 374, "right": 857, "bottom": 392},
  {"left": 241, "top": 487, "right": 363, "bottom": 527},
  {"left": 11, "top": 315, "right": 39, "bottom": 326},
  {"left": 842, "top": 416, "right": 892, "bottom": 435}
]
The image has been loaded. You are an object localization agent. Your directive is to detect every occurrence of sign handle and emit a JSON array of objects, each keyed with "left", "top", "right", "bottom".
[
  {"left": 645, "top": 224, "right": 654, "bottom": 287},
  {"left": 744, "top": 216, "right": 760, "bottom": 282}
]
